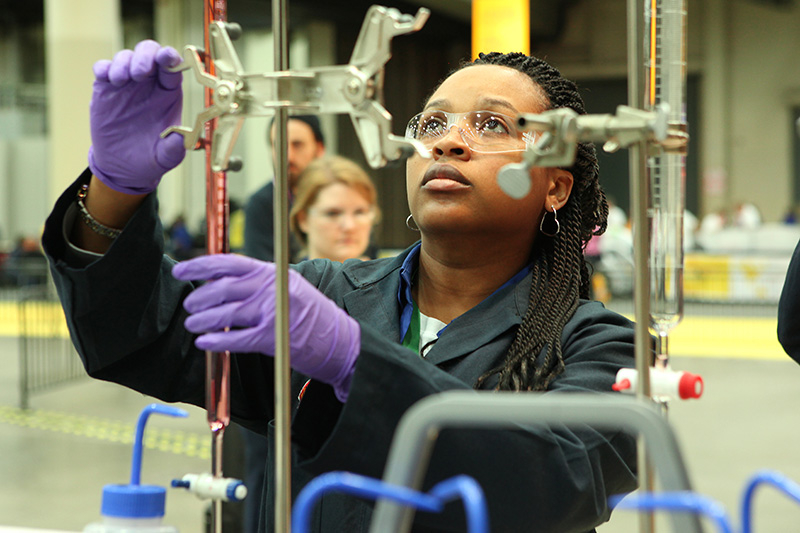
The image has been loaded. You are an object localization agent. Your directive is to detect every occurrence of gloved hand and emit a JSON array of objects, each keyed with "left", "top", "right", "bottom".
[
  {"left": 172, "top": 254, "right": 361, "bottom": 402},
  {"left": 88, "top": 40, "right": 186, "bottom": 195}
]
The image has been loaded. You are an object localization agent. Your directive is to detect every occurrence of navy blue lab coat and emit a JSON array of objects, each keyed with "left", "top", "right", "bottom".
[{"left": 43, "top": 170, "right": 638, "bottom": 532}]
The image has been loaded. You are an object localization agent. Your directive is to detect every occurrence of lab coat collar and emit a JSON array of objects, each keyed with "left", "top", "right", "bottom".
[
  {"left": 341, "top": 243, "right": 531, "bottom": 367},
  {"left": 423, "top": 268, "right": 530, "bottom": 366},
  {"left": 340, "top": 244, "right": 417, "bottom": 343}
]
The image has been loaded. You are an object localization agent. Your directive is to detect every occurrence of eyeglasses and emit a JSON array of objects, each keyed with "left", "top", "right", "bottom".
[
  {"left": 308, "top": 207, "right": 375, "bottom": 226},
  {"left": 405, "top": 110, "right": 535, "bottom": 153}
]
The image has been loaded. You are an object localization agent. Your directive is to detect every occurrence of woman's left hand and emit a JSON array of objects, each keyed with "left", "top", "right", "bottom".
[{"left": 172, "top": 254, "right": 360, "bottom": 402}]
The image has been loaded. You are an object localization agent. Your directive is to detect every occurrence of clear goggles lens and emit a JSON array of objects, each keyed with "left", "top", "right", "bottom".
[{"left": 405, "top": 110, "right": 534, "bottom": 153}]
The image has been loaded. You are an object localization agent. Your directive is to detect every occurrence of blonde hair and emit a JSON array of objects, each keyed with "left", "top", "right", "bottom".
[{"left": 289, "top": 155, "right": 381, "bottom": 247}]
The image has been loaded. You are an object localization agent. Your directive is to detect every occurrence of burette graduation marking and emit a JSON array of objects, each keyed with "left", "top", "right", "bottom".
[{"left": 0, "top": 405, "right": 210, "bottom": 459}]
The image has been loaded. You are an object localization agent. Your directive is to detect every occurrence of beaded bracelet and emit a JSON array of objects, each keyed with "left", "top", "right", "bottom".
[{"left": 76, "top": 184, "right": 123, "bottom": 239}]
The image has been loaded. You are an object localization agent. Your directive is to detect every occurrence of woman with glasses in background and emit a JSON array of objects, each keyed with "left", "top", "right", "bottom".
[
  {"left": 42, "top": 40, "right": 638, "bottom": 532},
  {"left": 289, "top": 155, "right": 380, "bottom": 263}
]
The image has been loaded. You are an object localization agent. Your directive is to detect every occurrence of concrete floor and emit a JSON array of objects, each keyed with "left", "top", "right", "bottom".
[
  {"left": 597, "top": 355, "right": 800, "bottom": 533},
  {"left": 1, "top": 304, "right": 800, "bottom": 532},
  {"left": 0, "top": 334, "right": 208, "bottom": 532}
]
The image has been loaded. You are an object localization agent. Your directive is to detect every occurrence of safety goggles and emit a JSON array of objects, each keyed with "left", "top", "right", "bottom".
[{"left": 405, "top": 110, "right": 535, "bottom": 153}]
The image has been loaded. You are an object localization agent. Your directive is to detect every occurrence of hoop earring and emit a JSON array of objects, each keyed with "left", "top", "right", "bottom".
[
  {"left": 539, "top": 205, "right": 560, "bottom": 237},
  {"left": 406, "top": 214, "right": 420, "bottom": 232}
]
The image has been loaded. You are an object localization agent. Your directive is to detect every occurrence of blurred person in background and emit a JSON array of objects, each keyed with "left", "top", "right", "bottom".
[
  {"left": 290, "top": 155, "right": 380, "bottom": 263},
  {"left": 244, "top": 115, "right": 326, "bottom": 263}
]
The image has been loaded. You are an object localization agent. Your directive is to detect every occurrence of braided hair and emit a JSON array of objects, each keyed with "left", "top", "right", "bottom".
[{"left": 467, "top": 52, "right": 609, "bottom": 391}]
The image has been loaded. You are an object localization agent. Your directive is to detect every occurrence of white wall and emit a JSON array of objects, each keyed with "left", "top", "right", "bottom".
[
  {"left": 238, "top": 29, "right": 275, "bottom": 206},
  {"left": 0, "top": 138, "right": 49, "bottom": 245},
  {"left": 0, "top": 141, "right": 10, "bottom": 248},
  {"left": 726, "top": 0, "right": 800, "bottom": 221},
  {"left": 45, "top": 0, "right": 122, "bottom": 210},
  {"left": 153, "top": 0, "right": 206, "bottom": 234}
]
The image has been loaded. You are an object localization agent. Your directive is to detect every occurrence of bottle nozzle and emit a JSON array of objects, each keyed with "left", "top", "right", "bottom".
[
  {"left": 131, "top": 404, "right": 189, "bottom": 486},
  {"left": 100, "top": 403, "right": 189, "bottom": 520}
]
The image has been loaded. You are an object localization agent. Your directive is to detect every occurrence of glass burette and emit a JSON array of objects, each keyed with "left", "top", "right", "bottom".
[{"left": 645, "top": 0, "right": 688, "bottom": 399}]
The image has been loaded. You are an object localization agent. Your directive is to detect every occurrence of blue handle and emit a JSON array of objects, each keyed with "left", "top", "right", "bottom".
[
  {"left": 130, "top": 403, "right": 188, "bottom": 486},
  {"left": 292, "top": 472, "right": 488, "bottom": 533},
  {"left": 426, "top": 475, "right": 488, "bottom": 532},
  {"left": 609, "top": 492, "right": 733, "bottom": 533},
  {"left": 740, "top": 470, "right": 800, "bottom": 533}
]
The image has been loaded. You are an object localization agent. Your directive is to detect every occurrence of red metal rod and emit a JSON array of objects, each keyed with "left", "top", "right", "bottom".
[{"left": 203, "top": 2, "right": 230, "bottom": 533}]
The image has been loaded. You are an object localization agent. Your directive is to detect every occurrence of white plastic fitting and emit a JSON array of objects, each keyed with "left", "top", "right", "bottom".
[{"left": 171, "top": 473, "right": 247, "bottom": 502}]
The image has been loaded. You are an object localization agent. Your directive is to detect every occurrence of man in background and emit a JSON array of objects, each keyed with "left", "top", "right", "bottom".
[{"left": 244, "top": 115, "right": 326, "bottom": 262}]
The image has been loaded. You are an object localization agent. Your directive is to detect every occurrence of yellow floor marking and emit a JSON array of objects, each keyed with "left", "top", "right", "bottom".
[
  {"left": 0, "top": 301, "right": 69, "bottom": 337},
  {"left": 668, "top": 316, "right": 785, "bottom": 360},
  {"left": 0, "top": 405, "right": 210, "bottom": 460},
  {"left": 620, "top": 314, "right": 786, "bottom": 361}
]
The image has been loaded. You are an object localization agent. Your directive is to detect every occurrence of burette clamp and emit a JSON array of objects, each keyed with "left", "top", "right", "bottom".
[
  {"left": 161, "top": 5, "right": 430, "bottom": 172},
  {"left": 497, "top": 103, "right": 672, "bottom": 199}
]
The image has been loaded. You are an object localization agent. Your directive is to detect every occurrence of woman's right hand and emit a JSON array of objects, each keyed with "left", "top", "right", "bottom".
[
  {"left": 88, "top": 40, "right": 186, "bottom": 195},
  {"left": 173, "top": 254, "right": 362, "bottom": 403}
]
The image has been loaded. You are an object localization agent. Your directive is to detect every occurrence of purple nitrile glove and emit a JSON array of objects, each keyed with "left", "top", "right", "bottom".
[
  {"left": 172, "top": 254, "right": 361, "bottom": 403},
  {"left": 88, "top": 40, "right": 186, "bottom": 195}
]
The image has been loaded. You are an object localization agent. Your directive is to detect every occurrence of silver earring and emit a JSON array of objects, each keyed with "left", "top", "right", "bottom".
[
  {"left": 406, "top": 214, "right": 420, "bottom": 232},
  {"left": 539, "top": 205, "right": 560, "bottom": 237}
]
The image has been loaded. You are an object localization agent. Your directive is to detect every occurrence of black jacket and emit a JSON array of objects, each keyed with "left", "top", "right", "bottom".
[
  {"left": 779, "top": 238, "right": 800, "bottom": 363},
  {"left": 43, "top": 170, "right": 638, "bottom": 532},
  {"left": 243, "top": 181, "right": 302, "bottom": 263}
]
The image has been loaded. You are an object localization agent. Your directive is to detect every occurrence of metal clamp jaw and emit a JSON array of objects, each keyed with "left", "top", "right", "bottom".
[
  {"left": 162, "top": 5, "right": 430, "bottom": 172},
  {"left": 497, "top": 103, "right": 683, "bottom": 199}
]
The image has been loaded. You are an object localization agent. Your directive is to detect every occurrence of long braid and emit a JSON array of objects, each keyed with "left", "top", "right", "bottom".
[{"left": 469, "top": 52, "right": 609, "bottom": 391}]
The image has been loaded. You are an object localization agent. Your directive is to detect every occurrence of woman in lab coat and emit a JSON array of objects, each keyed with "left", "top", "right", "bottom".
[{"left": 42, "top": 41, "right": 637, "bottom": 532}]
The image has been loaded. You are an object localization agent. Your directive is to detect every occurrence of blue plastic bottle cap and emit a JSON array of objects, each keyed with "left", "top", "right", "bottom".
[
  {"left": 101, "top": 484, "right": 166, "bottom": 518},
  {"left": 93, "top": 404, "right": 187, "bottom": 524},
  {"left": 227, "top": 480, "right": 246, "bottom": 502}
]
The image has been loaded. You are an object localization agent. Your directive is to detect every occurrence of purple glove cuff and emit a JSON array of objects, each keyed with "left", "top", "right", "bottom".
[
  {"left": 330, "top": 314, "right": 361, "bottom": 403},
  {"left": 89, "top": 147, "right": 159, "bottom": 195}
]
